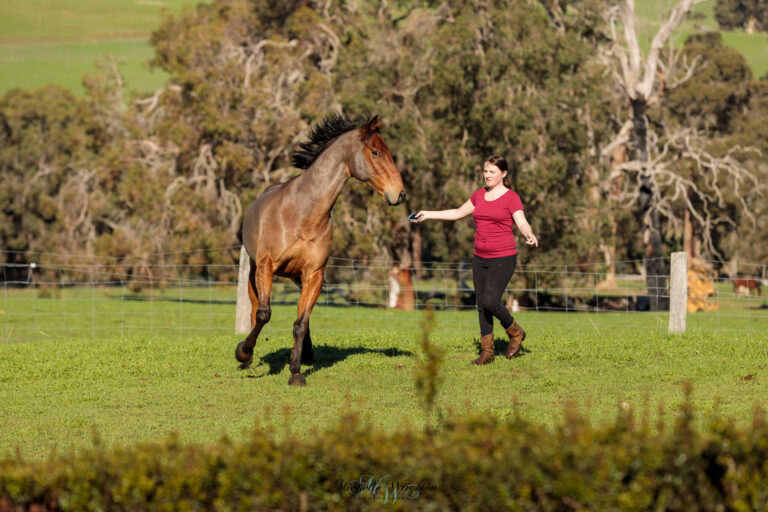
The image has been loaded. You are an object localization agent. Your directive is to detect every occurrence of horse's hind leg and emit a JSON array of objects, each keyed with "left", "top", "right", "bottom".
[
  {"left": 301, "top": 323, "right": 313, "bottom": 365},
  {"left": 235, "top": 260, "right": 259, "bottom": 365},
  {"left": 288, "top": 268, "right": 324, "bottom": 386},
  {"left": 248, "top": 259, "right": 258, "bottom": 328},
  {"left": 235, "top": 258, "right": 274, "bottom": 369}
]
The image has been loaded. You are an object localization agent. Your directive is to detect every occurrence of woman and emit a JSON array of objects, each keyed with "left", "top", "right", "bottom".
[{"left": 411, "top": 155, "right": 538, "bottom": 365}]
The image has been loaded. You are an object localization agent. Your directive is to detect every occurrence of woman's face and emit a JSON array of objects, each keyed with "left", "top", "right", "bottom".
[{"left": 483, "top": 163, "right": 506, "bottom": 188}]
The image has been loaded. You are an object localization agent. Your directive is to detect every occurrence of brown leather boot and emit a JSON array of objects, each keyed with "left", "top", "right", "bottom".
[
  {"left": 505, "top": 320, "right": 526, "bottom": 358},
  {"left": 472, "top": 333, "right": 495, "bottom": 365}
]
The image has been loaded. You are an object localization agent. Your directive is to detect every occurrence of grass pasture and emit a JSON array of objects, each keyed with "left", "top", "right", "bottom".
[
  {"left": 1, "top": 285, "right": 767, "bottom": 460},
  {"left": 635, "top": 0, "right": 768, "bottom": 78},
  {"left": 0, "top": 0, "right": 767, "bottom": 98},
  {"left": 0, "top": 0, "right": 211, "bottom": 96},
  {"left": 0, "top": 39, "right": 161, "bottom": 96}
]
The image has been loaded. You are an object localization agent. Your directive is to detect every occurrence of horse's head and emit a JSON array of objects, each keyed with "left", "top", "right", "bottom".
[{"left": 353, "top": 116, "right": 405, "bottom": 206}]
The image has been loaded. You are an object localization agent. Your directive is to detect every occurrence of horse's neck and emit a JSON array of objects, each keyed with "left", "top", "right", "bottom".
[{"left": 295, "top": 144, "right": 351, "bottom": 218}]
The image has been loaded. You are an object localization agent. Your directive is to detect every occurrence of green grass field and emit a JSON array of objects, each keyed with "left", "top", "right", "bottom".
[
  {"left": 0, "top": 0, "right": 210, "bottom": 96},
  {"left": 635, "top": 0, "right": 768, "bottom": 78},
  {"left": 1, "top": 285, "right": 767, "bottom": 460},
  {"left": 0, "top": 0, "right": 766, "bottom": 97}
]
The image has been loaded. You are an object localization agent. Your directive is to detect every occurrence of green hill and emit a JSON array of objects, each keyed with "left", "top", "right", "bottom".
[
  {"left": 0, "top": 0, "right": 210, "bottom": 96},
  {"left": 0, "top": 0, "right": 765, "bottom": 96},
  {"left": 635, "top": 0, "right": 768, "bottom": 78}
]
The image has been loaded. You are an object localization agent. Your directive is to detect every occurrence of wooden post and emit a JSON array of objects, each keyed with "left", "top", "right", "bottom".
[
  {"left": 235, "top": 246, "right": 251, "bottom": 334},
  {"left": 668, "top": 251, "right": 687, "bottom": 334}
]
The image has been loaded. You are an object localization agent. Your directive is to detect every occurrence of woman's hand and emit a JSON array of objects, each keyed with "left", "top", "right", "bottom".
[
  {"left": 411, "top": 201, "right": 473, "bottom": 222},
  {"left": 512, "top": 210, "right": 537, "bottom": 248},
  {"left": 409, "top": 211, "right": 426, "bottom": 223},
  {"left": 524, "top": 233, "right": 538, "bottom": 247}
]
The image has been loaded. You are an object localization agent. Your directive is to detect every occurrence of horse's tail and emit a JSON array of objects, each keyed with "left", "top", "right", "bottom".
[{"left": 237, "top": 224, "right": 243, "bottom": 246}]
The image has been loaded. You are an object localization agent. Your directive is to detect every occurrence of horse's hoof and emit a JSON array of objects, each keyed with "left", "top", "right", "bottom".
[
  {"left": 288, "top": 373, "right": 306, "bottom": 386},
  {"left": 235, "top": 341, "right": 253, "bottom": 366}
]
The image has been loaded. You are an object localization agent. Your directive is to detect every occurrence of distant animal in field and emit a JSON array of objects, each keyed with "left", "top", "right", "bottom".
[{"left": 732, "top": 278, "right": 762, "bottom": 297}]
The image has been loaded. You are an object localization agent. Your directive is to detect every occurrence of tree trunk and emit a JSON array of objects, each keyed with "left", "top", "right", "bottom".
[
  {"left": 411, "top": 224, "right": 422, "bottom": 278},
  {"left": 691, "top": 225, "right": 701, "bottom": 259},
  {"left": 746, "top": 15, "right": 756, "bottom": 34},
  {"left": 683, "top": 208, "right": 692, "bottom": 259},
  {"left": 632, "top": 98, "right": 666, "bottom": 311},
  {"left": 605, "top": 131, "right": 628, "bottom": 286}
]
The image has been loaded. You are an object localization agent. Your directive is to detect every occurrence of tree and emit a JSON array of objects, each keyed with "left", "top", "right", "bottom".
[
  {"left": 145, "top": 0, "right": 611, "bottom": 298},
  {"left": 336, "top": 0, "right": 609, "bottom": 292},
  {"left": 665, "top": 33, "right": 752, "bottom": 135},
  {"left": 712, "top": 78, "right": 768, "bottom": 269},
  {"left": 92, "top": 0, "right": 345, "bottom": 282},
  {"left": 0, "top": 85, "right": 98, "bottom": 279},
  {"left": 662, "top": 33, "right": 759, "bottom": 262},
  {"left": 4, "top": 0, "right": 765, "bottom": 296},
  {"left": 601, "top": 0, "right": 705, "bottom": 310},
  {"left": 600, "top": 0, "right": 764, "bottom": 310},
  {"left": 714, "top": 0, "right": 768, "bottom": 33}
]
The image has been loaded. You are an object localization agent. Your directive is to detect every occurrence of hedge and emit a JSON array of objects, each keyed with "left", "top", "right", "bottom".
[{"left": 2, "top": 394, "right": 768, "bottom": 511}]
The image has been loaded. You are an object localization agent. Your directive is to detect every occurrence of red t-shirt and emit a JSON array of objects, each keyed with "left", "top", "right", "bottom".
[{"left": 470, "top": 188, "right": 524, "bottom": 258}]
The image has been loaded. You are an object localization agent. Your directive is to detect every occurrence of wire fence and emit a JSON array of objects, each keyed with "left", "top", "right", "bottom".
[{"left": 1, "top": 250, "right": 767, "bottom": 342}]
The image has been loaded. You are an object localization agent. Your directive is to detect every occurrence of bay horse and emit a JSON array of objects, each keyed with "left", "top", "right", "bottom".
[{"left": 235, "top": 113, "right": 405, "bottom": 385}]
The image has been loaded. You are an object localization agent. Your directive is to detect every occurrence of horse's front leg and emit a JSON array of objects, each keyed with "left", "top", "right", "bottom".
[
  {"left": 291, "top": 277, "right": 313, "bottom": 365},
  {"left": 289, "top": 268, "right": 324, "bottom": 386},
  {"left": 235, "top": 258, "right": 274, "bottom": 369}
]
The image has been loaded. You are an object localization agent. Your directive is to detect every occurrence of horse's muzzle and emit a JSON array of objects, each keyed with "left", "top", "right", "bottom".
[{"left": 385, "top": 189, "right": 405, "bottom": 206}]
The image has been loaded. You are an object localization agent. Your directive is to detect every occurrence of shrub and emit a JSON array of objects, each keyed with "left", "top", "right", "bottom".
[{"left": 2, "top": 395, "right": 768, "bottom": 511}]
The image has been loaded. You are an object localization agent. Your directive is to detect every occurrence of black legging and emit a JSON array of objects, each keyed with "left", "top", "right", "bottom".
[{"left": 472, "top": 254, "right": 517, "bottom": 336}]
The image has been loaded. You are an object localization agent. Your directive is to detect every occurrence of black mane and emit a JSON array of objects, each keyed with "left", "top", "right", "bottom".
[{"left": 292, "top": 112, "right": 374, "bottom": 170}]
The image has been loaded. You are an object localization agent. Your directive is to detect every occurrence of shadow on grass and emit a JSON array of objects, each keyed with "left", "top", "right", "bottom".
[
  {"left": 115, "top": 295, "right": 236, "bottom": 305},
  {"left": 244, "top": 344, "right": 413, "bottom": 378},
  {"left": 112, "top": 293, "right": 375, "bottom": 308}
]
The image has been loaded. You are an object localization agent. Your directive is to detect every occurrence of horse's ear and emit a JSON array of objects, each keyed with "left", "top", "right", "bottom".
[{"left": 360, "top": 115, "right": 381, "bottom": 140}]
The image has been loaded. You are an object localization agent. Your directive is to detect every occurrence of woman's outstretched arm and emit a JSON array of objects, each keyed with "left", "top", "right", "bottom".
[{"left": 411, "top": 199, "right": 474, "bottom": 222}]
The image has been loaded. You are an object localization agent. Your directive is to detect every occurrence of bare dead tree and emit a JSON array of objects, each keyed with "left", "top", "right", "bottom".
[
  {"left": 608, "top": 126, "right": 762, "bottom": 255},
  {"left": 600, "top": 0, "right": 706, "bottom": 310}
]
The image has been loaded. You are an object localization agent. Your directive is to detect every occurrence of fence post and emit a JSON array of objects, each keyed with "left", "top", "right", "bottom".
[
  {"left": 235, "top": 246, "right": 251, "bottom": 335},
  {"left": 668, "top": 251, "right": 687, "bottom": 334}
]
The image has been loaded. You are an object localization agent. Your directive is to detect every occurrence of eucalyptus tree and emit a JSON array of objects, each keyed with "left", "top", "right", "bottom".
[
  {"left": 335, "top": 0, "right": 609, "bottom": 288},
  {"left": 597, "top": 0, "right": 760, "bottom": 308},
  {"left": 715, "top": 0, "right": 768, "bottom": 32}
]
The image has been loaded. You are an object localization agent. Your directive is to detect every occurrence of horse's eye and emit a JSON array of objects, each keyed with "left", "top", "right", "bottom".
[{"left": 372, "top": 150, "right": 381, "bottom": 157}]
